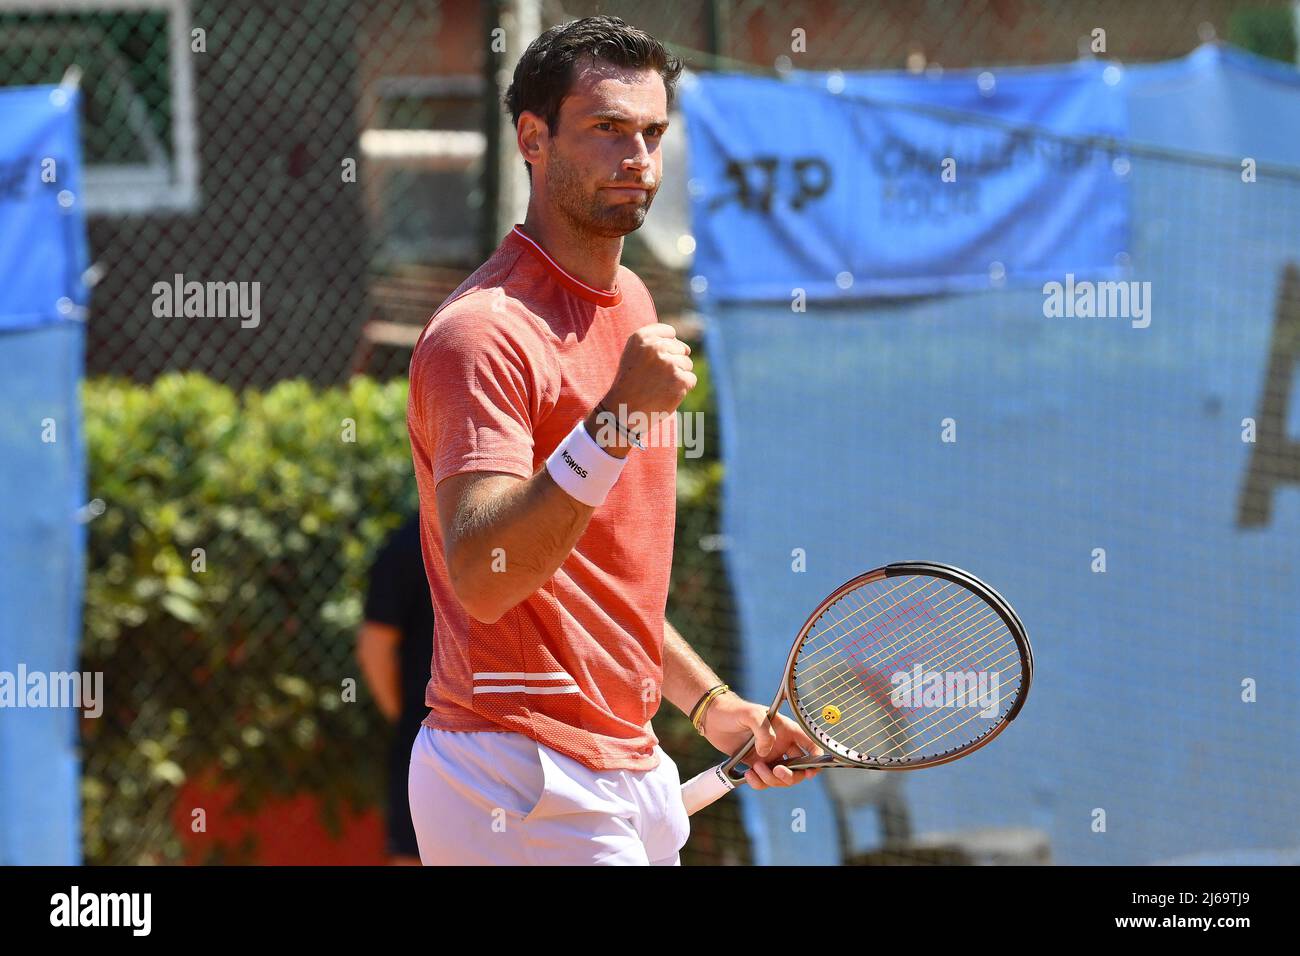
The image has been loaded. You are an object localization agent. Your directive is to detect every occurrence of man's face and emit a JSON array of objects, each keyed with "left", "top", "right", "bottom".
[{"left": 535, "top": 57, "right": 669, "bottom": 238}]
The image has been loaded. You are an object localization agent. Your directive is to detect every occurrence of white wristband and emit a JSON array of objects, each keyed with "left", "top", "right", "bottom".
[{"left": 545, "top": 419, "right": 627, "bottom": 507}]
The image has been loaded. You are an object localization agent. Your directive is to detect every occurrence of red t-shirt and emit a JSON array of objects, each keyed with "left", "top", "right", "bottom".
[{"left": 407, "top": 225, "right": 677, "bottom": 771}]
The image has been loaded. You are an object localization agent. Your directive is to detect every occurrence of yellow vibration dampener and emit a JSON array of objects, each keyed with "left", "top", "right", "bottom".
[{"left": 821, "top": 705, "right": 842, "bottom": 724}]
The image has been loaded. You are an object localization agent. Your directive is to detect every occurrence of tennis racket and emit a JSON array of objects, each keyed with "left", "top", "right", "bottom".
[{"left": 680, "top": 561, "right": 1033, "bottom": 816}]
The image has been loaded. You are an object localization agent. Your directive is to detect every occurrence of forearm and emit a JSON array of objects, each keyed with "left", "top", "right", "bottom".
[
  {"left": 449, "top": 408, "right": 631, "bottom": 622},
  {"left": 662, "top": 619, "right": 723, "bottom": 716},
  {"left": 450, "top": 470, "right": 594, "bottom": 620},
  {"left": 355, "top": 624, "right": 402, "bottom": 722}
]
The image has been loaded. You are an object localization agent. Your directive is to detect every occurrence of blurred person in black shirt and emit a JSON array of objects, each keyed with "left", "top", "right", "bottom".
[{"left": 357, "top": 513, "right": 434, "bottom": 866}]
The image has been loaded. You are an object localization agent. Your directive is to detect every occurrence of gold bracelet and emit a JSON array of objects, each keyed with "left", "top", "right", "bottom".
[
  {"left": 691, "top": 686, "right": 722, "bottom": 723},
  {"left": 690, "top": 684, "right": 730, "bottom": 734},
  {"left": 688, "top": 684, "right": 724, "bottom": 725}
]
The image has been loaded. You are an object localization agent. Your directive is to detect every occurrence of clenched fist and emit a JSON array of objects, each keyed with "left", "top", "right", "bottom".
[{"left": 603, "top": 323, "right": 696, "bottom": 419}]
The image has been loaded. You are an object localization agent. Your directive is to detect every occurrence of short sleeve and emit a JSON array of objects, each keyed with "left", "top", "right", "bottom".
[
  {"left": 409, "top": 295, "right": 556, "bottom": 485},
  {"left": 363, "top": 535, "right": 405, "bottom": 627}
]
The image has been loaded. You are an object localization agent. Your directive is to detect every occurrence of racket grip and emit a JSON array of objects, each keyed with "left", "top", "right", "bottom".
[{"left": 680, "top": 763, "right": 738, "bottom": 816}]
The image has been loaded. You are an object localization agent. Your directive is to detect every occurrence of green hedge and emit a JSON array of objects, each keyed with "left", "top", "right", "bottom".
[
  {"left": 82, "top": 374, "right": 416, "bottom": 862},
  {"left": 81, "top": 368, "right": 735, "bottom": 864}
]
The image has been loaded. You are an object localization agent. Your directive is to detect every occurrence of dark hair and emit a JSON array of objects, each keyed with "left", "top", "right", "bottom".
[{"left": 504, "top": 16, "right": 683, "bottom": 176}]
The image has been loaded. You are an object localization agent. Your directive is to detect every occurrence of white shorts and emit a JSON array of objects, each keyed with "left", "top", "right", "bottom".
[{"left": 408, "top": 726, "right": 691, "bottom": 866}]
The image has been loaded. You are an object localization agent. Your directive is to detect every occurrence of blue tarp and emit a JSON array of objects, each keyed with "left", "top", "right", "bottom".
[
  {"left": 0, "top": 84, "right": 88, "bottom": 864},
  {"left": 0, "top": 85, "right": 89, "bottom": 332},
  {"left": 688, "top": 46, "right": 1300, "bottom": 865},
  {"left": 682, "top": 60, "right": 1128, "bottom": 299}
]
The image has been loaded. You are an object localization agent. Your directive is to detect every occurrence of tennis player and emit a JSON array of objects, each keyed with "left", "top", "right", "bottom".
[{"left": 406, "top": 15, "right": 820, "bottom": 866}]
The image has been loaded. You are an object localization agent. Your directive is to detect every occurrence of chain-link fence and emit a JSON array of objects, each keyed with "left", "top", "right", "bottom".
[
  {"left": 2, "top": 0, "right": 1294, "bottom": 865},
  {"left": 689, "top": 86, "right": 1300, "bottom": 863},
  {"left": 565, "top": 0, "right": 1297, "bottom": 70}
]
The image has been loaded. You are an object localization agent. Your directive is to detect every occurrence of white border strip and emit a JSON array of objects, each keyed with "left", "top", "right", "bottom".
[
  {"left": 472, "top": 670, "right": 579, "bottom": 695},
  {"left": 472, "top": 671, "right": 572, "bottom": 681},
  {"left": 472, "top": 685, "right": 580, "bottom": 695}
]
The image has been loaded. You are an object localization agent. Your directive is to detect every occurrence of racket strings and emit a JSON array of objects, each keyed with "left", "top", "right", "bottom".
[
  {"left": 797, "top": 588, "right": 971, "bottom": 757},
  {"left": 804, "top": 643, "right": 1020, "bottom": 762},
  {"left": 796, "top": 584, "right": 986, "bottom": 738},
  {"left": 805, "top": 580, "right": 1009, "bottom": 688},
  {"left": 796, "top": 592, "right": 922, "bottom": 759},
  {"left": 802, "top": 584, "right": 1004, "bottom": 697},
  {"left": 806, "top": 635, "right": 1020, "bottom": 760},
  {"left": 833, "top": 588, "right": 1015, "bottom": 702},
  {"left": 798, "top": 581, "right": 980, "bottom": 679},
  {"left": 793, "top": 577, "right": 1024, "bottom": 761},
  {"left": 810, "top": 587, "right": 1022, "bottom": 754},
  {"left": 836, "top": 646, "right": 1024, "bottom": 759},
  {"left": 796, "top": 577, "right": 939, "bottom": 671}
]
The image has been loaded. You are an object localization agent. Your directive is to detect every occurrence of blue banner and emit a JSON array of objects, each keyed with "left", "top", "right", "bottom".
[
  {"left": 0, "top": 84, "right": 87, "bottom": 864},
  {"left": 0, "top": 85, "right": 89, "bottom": 331},
  {"left": 681, "top": 63, "right": 1128, "bottom": 299},
  {"left": 696, "top": 45, "right": 1300, "bottom": 866}
]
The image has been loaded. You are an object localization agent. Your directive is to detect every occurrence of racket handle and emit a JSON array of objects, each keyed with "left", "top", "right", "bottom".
[{"left": 680, "top": 763, "right": 739, "bottom": 816}]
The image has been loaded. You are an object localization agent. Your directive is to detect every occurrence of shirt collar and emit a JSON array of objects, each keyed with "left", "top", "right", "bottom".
[{"left": 510, "top": 225, "right": 623, "bottom": 307}]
